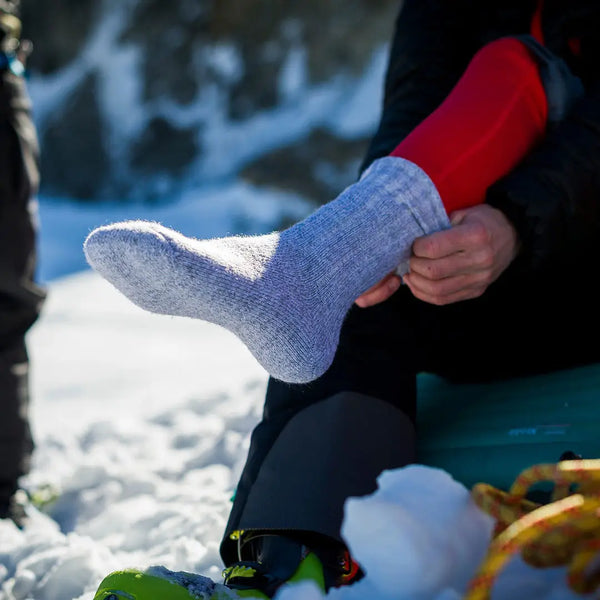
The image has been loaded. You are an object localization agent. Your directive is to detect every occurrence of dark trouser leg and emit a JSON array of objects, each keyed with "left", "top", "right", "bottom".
[
  {"left": 0, "top": 339, "right": 33, "bottom": 495},
  {"left": 0, "top": 71, "right": 45, "bottom": 496},
  {"left": 230, "top": 391, "right": 415, "bottom": 540},
  {"left": 220, "top": 291, "right": 424, "bottom": 565}
]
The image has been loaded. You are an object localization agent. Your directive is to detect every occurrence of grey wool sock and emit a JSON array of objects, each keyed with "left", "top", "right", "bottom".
[{"left": 84, "top": 156, "right": 450, "bottom": 383}]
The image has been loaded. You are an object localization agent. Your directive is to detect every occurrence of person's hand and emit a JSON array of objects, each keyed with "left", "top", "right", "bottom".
[
  {"left": 355, "top": 204, "right": 520, "bottom": 308},
  {"left": 403, "top": 205, "right": 520, "bottom": 305},
  {"left": 354, "top": 272, "right": 402, "bottom": 308}
]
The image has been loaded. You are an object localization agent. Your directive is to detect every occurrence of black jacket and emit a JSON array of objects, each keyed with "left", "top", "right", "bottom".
[{"left": 362, "top": 0, "right": 600, "bottom": 277}]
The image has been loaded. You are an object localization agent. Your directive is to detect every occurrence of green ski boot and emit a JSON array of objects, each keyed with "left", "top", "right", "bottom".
[
  {"left": 93, "top": 550, "right": 326, "bottom": 600},
  {"left": 93, "top": 566, "right": 269, "bottom": 600}
]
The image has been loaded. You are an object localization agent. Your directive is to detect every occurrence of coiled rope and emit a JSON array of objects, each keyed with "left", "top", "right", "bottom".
[{"left": 465, "top": 459, "right": 600, "bottom": 599}]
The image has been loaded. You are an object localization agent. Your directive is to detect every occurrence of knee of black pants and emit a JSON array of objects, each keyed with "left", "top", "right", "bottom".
[{"left": 221, "top": 391, "right": 416, "bottom": 565}]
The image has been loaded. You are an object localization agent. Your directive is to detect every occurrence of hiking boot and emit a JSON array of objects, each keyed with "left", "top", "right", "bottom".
[
  {"left": 94, "top": 565, "right": 271, "bottom": 600},
  {"left": 92, "top": 533, "right": 362, "bottom": 600},
  {"left": 223, "top": 531, "right": 362, "bottom": 597}
]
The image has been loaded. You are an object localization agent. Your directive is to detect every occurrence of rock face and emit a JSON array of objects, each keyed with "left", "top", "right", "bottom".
[{"left": 20, "top": 0, "right": 400, "bottom": 203}]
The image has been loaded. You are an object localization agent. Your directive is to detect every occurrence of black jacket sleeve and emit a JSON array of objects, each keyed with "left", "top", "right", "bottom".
[
  {"left": 487, "top": 81, "right": 600, "bottom": 274},
  {"left": 360, "top": 0, "right": 480, "bottom": 172}
]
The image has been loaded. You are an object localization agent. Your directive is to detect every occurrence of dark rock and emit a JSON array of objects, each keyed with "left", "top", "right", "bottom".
[
  {"left": 20, "top": 0, "right": 98, "bottom": 75},
  {"left": 130, "top": 116, "right": 200, "bottom": 176},
  {"left": 120, "top": 0, "right": 209, "bottom": 105},
  {"left": 39, "top": 71, "right": 109, "bottom": 200},
  {"left": 241, "top": 128, "right": 370, "bottom": 206}
]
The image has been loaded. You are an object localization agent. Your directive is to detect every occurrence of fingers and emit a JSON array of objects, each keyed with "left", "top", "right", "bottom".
[
  {"left": 403, "top": 269, "right": 489, "bottom": 305},
  {"left": 411, "top": 227, "right": 466, "bottom": 260},
  {"left": 355, "top": 273, "right": 402, "bottom": 308},
  {"left": 409, "top": 246, "right": 495, "bottom": 281},
  {"left": 412, "top": 218, "right": 489, "bottom": 261},
  {"left": 405, "top": 244, "right": 495, "bottom": 305},
  {"left": 356, "top": 205, "right": 518, "bottom": 309}
]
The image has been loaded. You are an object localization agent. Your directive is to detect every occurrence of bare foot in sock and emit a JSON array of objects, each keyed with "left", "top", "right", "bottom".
[{"left": 84, "top": 157, "right": 449, "bottom": 383}]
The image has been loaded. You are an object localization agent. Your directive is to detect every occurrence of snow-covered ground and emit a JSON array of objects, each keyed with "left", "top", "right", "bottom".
[
  {"left": 0, "top": 21, "right": 593, "bottom": 595},
  {"left": 0, "top": 189, "right": 593, "bottom": 600}
]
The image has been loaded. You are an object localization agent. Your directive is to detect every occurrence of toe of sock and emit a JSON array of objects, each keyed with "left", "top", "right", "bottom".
[
  {"left": 84, "top": 221, "right": 164, "bottom": 272},
  {"left": 84, "top": 221, "right": 176, "bottom": 309},
  {"left": 84, "top": 222, "right": 131, "bottom": 270}
]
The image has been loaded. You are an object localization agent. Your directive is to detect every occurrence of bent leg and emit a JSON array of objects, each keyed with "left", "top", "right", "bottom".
[{"left": 220, "top": 290, "right": 423, "bottom": 565}]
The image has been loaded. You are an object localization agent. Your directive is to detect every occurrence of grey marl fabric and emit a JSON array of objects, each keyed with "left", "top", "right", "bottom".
[{"left": 84, "top": 156, "right": 450, "bottom": 383}]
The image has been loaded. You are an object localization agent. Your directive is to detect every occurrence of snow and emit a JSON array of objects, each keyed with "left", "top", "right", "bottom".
[
  {"left": 0, "top": 8, "right": 594, "bottom": 596},
  {"left": 0, "top": 191, "right": 593, "bottom": 600}
]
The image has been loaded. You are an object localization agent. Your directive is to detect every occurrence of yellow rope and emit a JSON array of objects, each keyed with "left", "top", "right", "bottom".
[{"left": 465, "top": 459, "right": 600, "bottom": 600}]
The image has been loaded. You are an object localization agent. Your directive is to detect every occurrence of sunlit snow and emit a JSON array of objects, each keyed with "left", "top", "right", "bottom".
[{"left": 0, "top": 6, "right": 592, "bottom": 596}]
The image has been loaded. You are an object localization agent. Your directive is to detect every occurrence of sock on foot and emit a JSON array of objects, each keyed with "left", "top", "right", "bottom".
[{"left": 84, "top": 156, "right": 449, "bottom": 383}]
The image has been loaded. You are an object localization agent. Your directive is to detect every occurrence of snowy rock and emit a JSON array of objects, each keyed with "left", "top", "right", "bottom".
[{"left": 22, "top": 1, "right": 397, "bottom": 202}]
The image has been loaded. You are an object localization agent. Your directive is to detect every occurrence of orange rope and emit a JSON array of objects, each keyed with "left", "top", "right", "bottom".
[{"left": 465, "top": 460, "right": 600, "bottom": 599}]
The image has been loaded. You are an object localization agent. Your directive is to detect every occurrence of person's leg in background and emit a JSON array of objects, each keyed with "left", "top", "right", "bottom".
[
  {"left": 0, "top": 340, "right": 34, "bottom": 525},
  {"left": 0, "top": 62, "right": 46, "bottom": 527}
]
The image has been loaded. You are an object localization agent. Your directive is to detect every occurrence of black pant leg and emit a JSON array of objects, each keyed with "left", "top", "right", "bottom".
[
  {"left": 0, "top": 71, "right": 45, "bottom": 490},
  {"left": 0, "top": 339, "right": 33, "bottom": 491},
  {"left": 221, "top": 290, "right": 424, "bottom": 564}
]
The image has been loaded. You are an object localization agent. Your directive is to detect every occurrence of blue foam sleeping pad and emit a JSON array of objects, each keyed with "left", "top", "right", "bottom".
[{"left": 416, "top": 363, "right": 600, "bottom": 491}]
